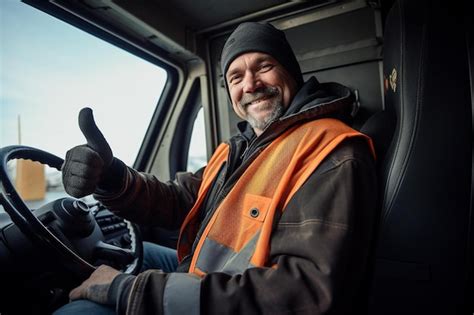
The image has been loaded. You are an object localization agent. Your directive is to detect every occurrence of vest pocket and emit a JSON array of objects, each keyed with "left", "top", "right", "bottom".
[{"left": 242, "top": 194, "right": 272, "bottom": 222}]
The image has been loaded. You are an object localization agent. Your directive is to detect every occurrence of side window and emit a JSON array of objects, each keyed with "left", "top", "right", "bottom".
[
  {"left": 1, "top": 2, "right": 167, "bottom": 210},
  {"left": 186, "top": 107, "right": 207, "bottom": 172}
]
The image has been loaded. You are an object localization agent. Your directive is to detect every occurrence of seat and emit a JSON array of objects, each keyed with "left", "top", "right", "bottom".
[{"left": 362, "top": 0, "right": 472, "bottom": 314}]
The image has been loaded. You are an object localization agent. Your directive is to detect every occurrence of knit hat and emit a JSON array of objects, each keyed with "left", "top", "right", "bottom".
[{"left": 221, "top": 22, "right": 304, "bottom": 88}]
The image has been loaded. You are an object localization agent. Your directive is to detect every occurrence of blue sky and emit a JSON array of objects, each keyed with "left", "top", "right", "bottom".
[{"left": 1, "top": 1, "right": 167, "bottom": 166}]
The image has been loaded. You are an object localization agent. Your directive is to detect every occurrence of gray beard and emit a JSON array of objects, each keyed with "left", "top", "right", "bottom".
[
  {"left": 246, "top": 99, "right": 285, "bottom": 132},
  {"left": 240, "top": 86, "right": 285, "bottom": 132}
]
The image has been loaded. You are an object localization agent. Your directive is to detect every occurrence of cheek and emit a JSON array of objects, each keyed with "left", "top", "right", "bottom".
[
  {"left": 229, "top": 86, "right": 241, "bottom": 105},
  {"left": 268, "top": 68, "right": 297, "bottom": 107},
  {"left": 232, "top": 103, "right": 247, "bottom": 121},
  {"left": 283, "top": 89, "right": 292, "bottom": 107},
  {"left": 229, "top": 88, "right": 246, "bottom": 119}
]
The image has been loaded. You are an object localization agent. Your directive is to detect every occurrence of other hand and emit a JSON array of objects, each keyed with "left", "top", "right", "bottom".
[{"left": 69, "top": 264, "right": 121, "bottom": 304}]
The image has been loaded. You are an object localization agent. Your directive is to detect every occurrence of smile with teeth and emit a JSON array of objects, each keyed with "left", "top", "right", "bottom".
[{"left": 246, "top": 96, "right": 271, "bottom": 107}]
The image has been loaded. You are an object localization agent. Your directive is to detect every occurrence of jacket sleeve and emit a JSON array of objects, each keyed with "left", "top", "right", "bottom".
[
  {"left": 95, "top": 164, "right": 204, "bottom": 229},
  {"left": 117, "top": 138, "right": 377, "bottom": 315}
]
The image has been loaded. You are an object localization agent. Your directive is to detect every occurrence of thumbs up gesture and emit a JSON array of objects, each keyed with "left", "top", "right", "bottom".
[{"left": 62, "top": 108, "right": 124, "bottom": 198}]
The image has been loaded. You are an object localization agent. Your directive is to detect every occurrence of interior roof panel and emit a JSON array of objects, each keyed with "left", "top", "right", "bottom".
[{"left": 157, "top": 0, "right": 289, "bottom": 29}]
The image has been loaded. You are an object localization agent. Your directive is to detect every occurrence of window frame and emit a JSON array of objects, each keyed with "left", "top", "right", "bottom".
[
  {"left": 22, "top": 0, "right": 181, "bottom": 172},
  {"left": 169, "top": 79, "right": 204, "bottom": 176}
]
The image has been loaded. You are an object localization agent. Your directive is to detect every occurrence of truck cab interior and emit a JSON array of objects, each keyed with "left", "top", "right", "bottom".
[{"left": 0, "top": 0, "right": 472, "bottom": 314}]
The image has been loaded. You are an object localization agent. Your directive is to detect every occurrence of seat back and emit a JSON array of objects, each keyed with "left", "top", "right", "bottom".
[{"left": 364, "top": 0, "right": 472, "bottom": 313}]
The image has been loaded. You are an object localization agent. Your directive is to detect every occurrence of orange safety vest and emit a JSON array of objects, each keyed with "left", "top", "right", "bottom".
[{"left": 177, "top": 118, "right": 374, "bottom": 276}]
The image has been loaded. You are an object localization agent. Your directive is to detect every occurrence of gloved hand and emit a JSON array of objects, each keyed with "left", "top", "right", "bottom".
[{"left": 62, "top": 107, "right": 124, "bottom": 198}]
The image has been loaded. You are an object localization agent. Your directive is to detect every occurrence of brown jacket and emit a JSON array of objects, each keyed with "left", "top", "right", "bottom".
[{"left": 98, "top": 77, "right": 377, "bottom": 314}]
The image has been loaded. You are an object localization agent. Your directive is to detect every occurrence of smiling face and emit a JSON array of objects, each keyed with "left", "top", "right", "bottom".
[{"left": 226, "top": 52, "right": 298, "bottom": 136}]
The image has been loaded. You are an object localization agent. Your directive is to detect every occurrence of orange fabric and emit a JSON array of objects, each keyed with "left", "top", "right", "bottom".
[
  {"left": 190, "top": 193, "right": 272, "bottom": 275},
  {"left": 184, "top": 118, "right": 373, "bottom": 274},
  {"left": 177, "top": 143, "right": 229, "bottom": 262}
]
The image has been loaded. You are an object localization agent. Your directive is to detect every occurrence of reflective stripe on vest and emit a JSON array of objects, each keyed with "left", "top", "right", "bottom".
[{"left": 178, "top": 118, "right": 374, "bottom": 275}]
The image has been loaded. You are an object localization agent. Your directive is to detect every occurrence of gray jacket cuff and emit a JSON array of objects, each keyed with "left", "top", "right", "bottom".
[{"left": 108, "top": 273, "right": 136, "bottom": 314}]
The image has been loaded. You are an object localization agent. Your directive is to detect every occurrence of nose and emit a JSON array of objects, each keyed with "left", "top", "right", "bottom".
[{"left": 242, "top": 71, "right": 262, "bottom": 94}]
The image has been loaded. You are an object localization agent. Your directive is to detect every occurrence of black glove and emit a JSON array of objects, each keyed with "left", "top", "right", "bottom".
[{"left": 62, "top": 107, "right": 125, "bottom": 198}]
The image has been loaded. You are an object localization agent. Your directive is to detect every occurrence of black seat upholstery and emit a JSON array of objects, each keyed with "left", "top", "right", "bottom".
[{"left": 363, "top": 0, "right": 472, "bottom": 314}]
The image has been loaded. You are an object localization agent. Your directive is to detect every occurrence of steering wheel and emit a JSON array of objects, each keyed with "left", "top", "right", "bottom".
[{"left": 0, "top": 145, "right": 142, "bottom": 278}]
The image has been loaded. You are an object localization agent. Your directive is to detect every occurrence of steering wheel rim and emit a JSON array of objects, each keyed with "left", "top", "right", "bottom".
[{"left": 0, "top": 145, "right": 142, "bottom": 277}]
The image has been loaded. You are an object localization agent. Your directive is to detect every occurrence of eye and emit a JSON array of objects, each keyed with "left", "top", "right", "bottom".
[
  {"left": 259, "top": 63, "right": 274, "bottom": 72},
  {"left": 229, "top": 74, "right": 242, "bottom": 85}
]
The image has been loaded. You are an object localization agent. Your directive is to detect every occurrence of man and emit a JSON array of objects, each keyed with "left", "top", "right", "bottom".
[{"left": 55, "top": 22, "right": 376, "bottom": 314}]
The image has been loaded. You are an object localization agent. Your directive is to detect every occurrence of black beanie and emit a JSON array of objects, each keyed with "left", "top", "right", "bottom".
[{"left": 221, "top": 22, "right": 304, "bottom": 88}]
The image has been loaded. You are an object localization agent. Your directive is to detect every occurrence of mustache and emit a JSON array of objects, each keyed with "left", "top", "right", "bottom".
[{"left": 240, "top": 86, "right": 279, "bottom": 108}]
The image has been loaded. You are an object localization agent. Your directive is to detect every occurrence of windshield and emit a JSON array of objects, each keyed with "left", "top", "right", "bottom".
[{"left": 1, "top": 2, "right": 167, "bottom": 210}]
